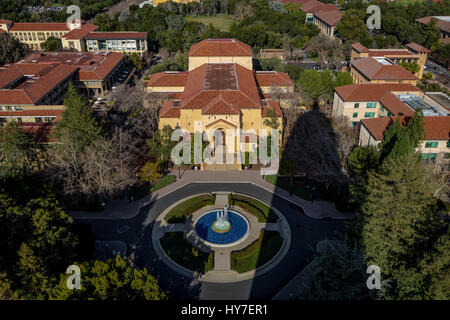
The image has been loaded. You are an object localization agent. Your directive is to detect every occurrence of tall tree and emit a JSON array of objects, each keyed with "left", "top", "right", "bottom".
[
  {"left": 358, "top": 153, "right": 448, "bottom": 299},
  {"left": 50, "top": 255, "right": 168, "bottom": 300},
  {"left": 53, "top": 84, "right": 101, "bottom": 148}
]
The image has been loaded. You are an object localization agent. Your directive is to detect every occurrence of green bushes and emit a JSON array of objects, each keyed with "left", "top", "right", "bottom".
[
  {"left": 165, "top": 194, "right": 215, "bottom": 223},
  {"left": 230, "top": 231, "right": 283, "bottom": 273},
  {"left": 229, "top": 194, "right": 278, "bottom": 223},
  {"left": 159, "top": 232, "right": 214, "bottom": 273}
]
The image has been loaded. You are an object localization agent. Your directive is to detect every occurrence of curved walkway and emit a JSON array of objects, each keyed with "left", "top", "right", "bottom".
[
  {"left": 76, "top": 182, "right": 346, "bottom": 300},
  {"left": 70, "top": 170, "right": 354, "bottom": 220}
]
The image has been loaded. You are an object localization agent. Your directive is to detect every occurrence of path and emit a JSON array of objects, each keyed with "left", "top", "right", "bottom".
[
  {"left": 80, "top": 183, "right": 346, "bottom": 299},
  {"left": 69, "top": 170, "right": 354, "bottom": 220}
]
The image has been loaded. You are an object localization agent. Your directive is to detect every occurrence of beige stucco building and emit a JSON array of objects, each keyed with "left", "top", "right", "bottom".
[
  {"left": 360, "top": 116, "right": 450, "bottom": 170},
  {"left": 351, "top": 42, "right": 430, "bottom": 80},
  {"left": 146, "top": 39, "right": 294, "bottom": 170}
]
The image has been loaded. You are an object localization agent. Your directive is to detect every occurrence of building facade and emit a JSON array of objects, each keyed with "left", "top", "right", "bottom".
[
  {"left": 332, "top": 83, "right": 449, "bottom": 127},
  {"left": 146, "top": 39, "right": 293, "bottom": 170},
  {"left": 360, "top": 116, "right": 450, "bottom": 169},
  {"left": 0, "top": 20, "right": 148, "bottom": 56},
  {"left": 351, "top": 42, "right": 430, "bottom": 79}
]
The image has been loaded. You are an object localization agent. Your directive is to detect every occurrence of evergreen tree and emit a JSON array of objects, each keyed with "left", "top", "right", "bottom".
[
  {"left": 0, "top": 121, "right": 35, "bottom": 176},
  {"left": 53, "top": 84, "right": 101, "bottom": 148},
  {"left": 358, "top": 153, "right": 447, "bottom": 299},
  {"left": 50, "top": 255, "right": 167, "bottom": 300}
]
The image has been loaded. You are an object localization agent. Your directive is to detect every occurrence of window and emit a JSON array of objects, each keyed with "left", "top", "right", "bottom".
[
  {"left": 425, "top": 141, "right": 439, "bottom": 148},
  {"left": 17, "top": 117, "right": 22, "bottom": 123},
  {"left": 354, "top": 103, "right": 359, "bottom": 108},
  {"left": 447, "top": 141, "right": 450, "bottom": 148},
  {"left": 364, "top": 112, "right": 375, "bottom": 118},
  {"left": 35, "top": 117, "right": 43, "bottom": 123},
  {"left": 421, "top": 153, "right": 436, "bottom": 163},
  {"left": 352, "top": 112, "right": 358, "bottom": 118},
  {"left": 351, "top": 121, "right": 358, "bottom": 128},
  {"left": 366, "top": 102, "right": 376, "bottom": 108}
]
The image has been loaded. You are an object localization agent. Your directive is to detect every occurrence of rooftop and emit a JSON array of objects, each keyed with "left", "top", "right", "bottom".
[
  {"left": 361, "top": 116, "right": 450, "bottom": 141},
  {"left": 398, "top": 94, "right": 448, "bottom": 116},
  {"left": 21, "top": 51, "right": 124, "bottom": 80},
  {"left": 188, "top": 38, "right": 253, "bottom": 57},
  {"left": 351, "top": 57, "right": 418, "bottom": 81},
  {"left": 416, "top": 16, "right": 450, "bottom": 33},
  {"left": 313, "top": 9, "right": 342, "bottom": 26},
  {"left": 61, "top": 23, "right": 99, "bottom": 40},
  {"left": 335, "top": 83, "right": 421, "bottom": 101}
]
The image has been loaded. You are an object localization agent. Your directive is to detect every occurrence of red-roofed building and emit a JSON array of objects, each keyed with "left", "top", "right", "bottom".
[
  {"left": 360, "top": 116, "right": 450, "bottom": 168},
  {"left": 0, "top": 51, "right": 125, "bottom": 125},
  {"left": 188, "top": 38, "right": 253, "bottom": 71},
  {"left": 350, "top": 56, "right": 419, "bottom": 85},
  {"left": 332, "top": 83, "right": 450, "bottom": 127},
  {"left": 150, "top": 39, "right": 290, "bottom": 170},
  {"left": 0, "top": 20, "right": 148, "bottom": 56},
  {"left": 351, "top": 42, "right": 430, "bottom": 78}
]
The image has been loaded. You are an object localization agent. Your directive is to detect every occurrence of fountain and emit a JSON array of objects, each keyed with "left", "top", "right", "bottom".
[{"left": 212, "top": 207, "right": 231, "bottom": 233}]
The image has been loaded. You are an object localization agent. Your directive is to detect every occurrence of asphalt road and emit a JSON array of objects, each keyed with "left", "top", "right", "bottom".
[{"left": 80, "top": 183, "right": 345, "bottom": 300}]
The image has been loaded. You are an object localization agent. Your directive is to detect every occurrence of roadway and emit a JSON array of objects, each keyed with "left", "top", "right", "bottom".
[{"left": 79, "top": 183, "right": 345, "bottom": 300}]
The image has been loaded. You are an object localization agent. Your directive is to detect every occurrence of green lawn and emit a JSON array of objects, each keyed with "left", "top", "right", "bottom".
[
  {"left": 165, "top": 194, "right": 215, "bottom": 223},
  {"left": 150, "top": 175, "right": 176, "bottom": 192},
  {"left": 160, "top": 232, "right": 214, "bottom": 273},
  {"left": 229, "top": 194, "right": 278, "bottom": 223},
  {"left": 230, "top": 231, "right": 283, "bottom": 273},
  {"left": 265, "top": 175, "right": 311, "bottom": 201},
  {"left": 185, "top": 14, "right": 237, "bottom": 32}
]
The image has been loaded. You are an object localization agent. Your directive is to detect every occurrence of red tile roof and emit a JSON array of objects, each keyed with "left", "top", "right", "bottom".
[
  {"left": 262, "top": 100, "right": 282, "bottom": 117},
  {"left": 62, "top": 23, "right": 98, "bottom": 40},
  {"left": 361, "top": 116, "right": 450, "bottom": 141},
  {"left": 159, "top": 63, "right": 289, "bottom": 118},
  {"left": 254, "top": 71, "right": 294, "bottom": 87},
  {"left": 9, "top": 22, "right": 70, "bottom": 32},
  {"left": 0, "top": 19, "right": 12, "bottom": 24},
  {"left": 352, "top": 43, "right": 369, "bottom": 53},
  {"left": 416, "top": 16, "right": 450, "bottom": 34},
  {"left": 189, "top": 38, "right": 252, "bottom": 57},
  {"left": 86, "top": 32, "right": 147, "bottom": 39},
  {"left": 0, "top": 64, "right": 78, "bottom": 105},
  {"left": 0, "top": 29, "right": 5, "bottom": 34},
  {"left": 351, "top": 57, "right": 418, "bottom": 81},
  {"left": 77, "top": 52, "right": 123, "bottom": 80},
  {"left": 313, "top": 9, "right": 342, "bottom": 26},
  {"left": 19, "top": 122, "right": 57, "bottom": 143},
  {"left": 335, "top": 83, "right": 421, "bottom": 101},
  {"left": 406, "top": 42, "right": 431, "bottom": 53},
  {"left": 146, "top": 72, "right": 188, "bottom": 87},
  {"left": 368, "top": 49, "right": 412, "bottom": 57},
  {"left": 379, "top": 92, "right": 414, "bottom": 116}
]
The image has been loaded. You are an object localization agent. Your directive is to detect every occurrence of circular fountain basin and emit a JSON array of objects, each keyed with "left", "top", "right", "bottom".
[{"left": 195, "top": 210, "right": 249, "bottom": 246}]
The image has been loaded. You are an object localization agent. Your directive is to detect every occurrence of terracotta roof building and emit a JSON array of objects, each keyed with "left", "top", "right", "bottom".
[
  {"left": 350, "top": 56, "right": 419, "bottom": 85},
  {"left": 351, "top": 42, "right": 430, "bottom": 79},
  {"left": 360, "top": 116, "right": 450, "bottom": 168},
  {"left": 0, "top": 51, "right": 125, "bottom": 125},
  {"left": 0, "top": 20, "right": 148, "bottom": 56},
  {"left": 188, "top": 38, "right": 253, "bottom": 71},
  {"left": 149, "top": 38, "right": 292, "bottom": 170},
  {"left": 416, "top": 16, "right": 450, "bottom": 40},
  {"left": 332, "top": 83, "right": 449, "bottom": 127}
]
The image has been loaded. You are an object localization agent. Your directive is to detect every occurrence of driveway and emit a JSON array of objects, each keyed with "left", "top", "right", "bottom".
[{"left": 79, "top": 183, "right": 345, "bottom": 300}]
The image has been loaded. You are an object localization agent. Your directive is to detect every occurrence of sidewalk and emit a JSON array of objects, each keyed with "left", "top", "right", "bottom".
[{"left": 69, "top": 170, "right": 354, "bottom": 220}]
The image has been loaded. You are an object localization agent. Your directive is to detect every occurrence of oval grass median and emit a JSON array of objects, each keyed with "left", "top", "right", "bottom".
[
  {"left": 230, "top": 230, "right": 283, "bottom": 273},
  {"left": 159, "top": 232, "right": 214, "bottom": 273},
  {"left": 164, "top": 194, "right": 215, "bottom": 223},
  {"left": 228, "top": 194, "right": 278, "bottom": 223}
]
